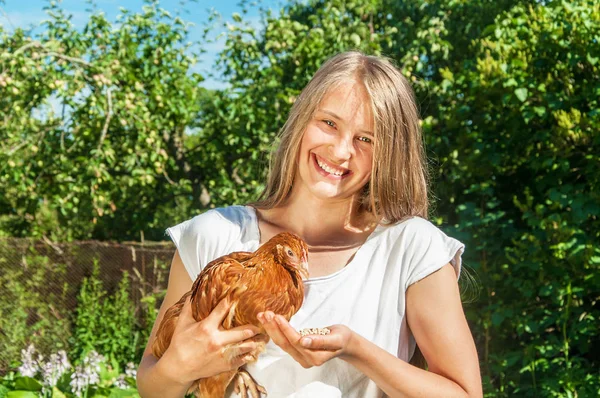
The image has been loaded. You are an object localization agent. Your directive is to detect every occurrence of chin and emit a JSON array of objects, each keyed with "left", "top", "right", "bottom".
[{"left": 306, "top": 182, "right": 362, "bottom": 202}]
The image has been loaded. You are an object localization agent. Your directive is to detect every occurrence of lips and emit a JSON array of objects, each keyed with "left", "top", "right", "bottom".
[{"left": 312, "top": 154, "right": 351, "bottom": 179}]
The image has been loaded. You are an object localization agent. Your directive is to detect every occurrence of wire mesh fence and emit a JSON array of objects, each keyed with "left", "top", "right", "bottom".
[{"left": 0, "top": 237, "right": 175, "bottom": 373}]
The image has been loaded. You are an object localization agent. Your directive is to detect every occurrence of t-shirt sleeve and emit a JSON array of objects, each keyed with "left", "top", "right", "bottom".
[
  {"left": 402, "top": 217, "right": 465, "bottom": 289},
  {"left": 165, "top": 209, "right": 241, "bottom": 281}
]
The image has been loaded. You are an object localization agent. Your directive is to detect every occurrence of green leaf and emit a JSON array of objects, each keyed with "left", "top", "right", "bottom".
[
  {"left": 51, "top": 387, "right": 67, "bottom": 398},
  {"left": 108, "top": 389, "right": 140, "bottom": 398},
  {"left": 491, "top": 312, "right": 504, "bottom": 326},
  {"left": 232, "top": 13, "right": 242, "bottom": 23},
  {"left": 587, "top": 53, "right": 598, "bottom": 65},
  {"left": 514, "top": 88, "right": 528, "bottom": 102},
  {"left": 6, "top": 392, "right": 39, "bottom": 398},
  {"left": 14, "top": 378, "right": 42, "bottom": 392}
]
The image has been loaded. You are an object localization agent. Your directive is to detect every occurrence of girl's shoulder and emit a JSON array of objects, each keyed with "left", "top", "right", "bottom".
[
  {"left": 187, "top": 205, "right": 253, "bottom": 231},
  {"left": 165, "top": 205, "right": 257, "bottom": 279},
  {"left": 175, "top": 205, "right": 257, "bottom": 249},
  {"left": 378, "top": 216, "right": 464, "bottom": 287},
  {"left": 379, "top": 216, "right": 444, "bottom": 239}
]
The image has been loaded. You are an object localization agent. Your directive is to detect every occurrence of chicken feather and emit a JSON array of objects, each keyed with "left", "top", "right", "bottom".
[{"left": 152, "top": 232, "right": 309, "bottom": 398}]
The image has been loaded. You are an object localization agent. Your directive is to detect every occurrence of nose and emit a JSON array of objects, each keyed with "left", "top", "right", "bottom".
[{"left": 328, "top": 134, "right": 354, "bottom": 161}]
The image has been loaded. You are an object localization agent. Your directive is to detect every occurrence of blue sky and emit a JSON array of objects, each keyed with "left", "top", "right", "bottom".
[{"left": 0, "top": 0, "right": 289, "bottom": 88}]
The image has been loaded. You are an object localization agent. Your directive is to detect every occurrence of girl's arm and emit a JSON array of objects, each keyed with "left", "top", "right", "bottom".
[
  {"left": 259, "top": 263, "right": 482, "bottom": 398},
  {"left": 344, "top": 263, "right": 482, "bottom": 397},
  {"left": 136, "top": 250, "right": 196, "bottom": 398}
]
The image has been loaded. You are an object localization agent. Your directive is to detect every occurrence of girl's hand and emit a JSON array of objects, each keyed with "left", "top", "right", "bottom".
[
  {"left": 257, "top": 311, "right": 355, "bottom": 368},
  {"left": 161, "top": 296, "right": 262, "bottom": 383}
]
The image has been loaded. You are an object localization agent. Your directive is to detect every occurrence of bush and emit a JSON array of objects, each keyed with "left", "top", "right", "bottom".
[
  {"left": 0, "top": 240, "right": 165, "bottom": 376},
  {"left": 70, "top": 263, "right": 151, "bottom": 369},
  {"left": 0, "top": 241, "right": 71, "bottom": 372}
]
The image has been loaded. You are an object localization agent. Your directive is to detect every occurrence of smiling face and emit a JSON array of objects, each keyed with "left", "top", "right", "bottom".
[{"left": 295, "top": 80, "right": 375, "bottom": 202}]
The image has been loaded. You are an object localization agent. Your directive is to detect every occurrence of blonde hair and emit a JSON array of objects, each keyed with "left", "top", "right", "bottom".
[{"left": 252, "top": 51, "right": 429, "bottom": 224}]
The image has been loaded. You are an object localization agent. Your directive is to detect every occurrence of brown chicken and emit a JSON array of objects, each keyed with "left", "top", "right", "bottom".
[{"left": 152, "top": 232, "right": 309, "bottom": 398}]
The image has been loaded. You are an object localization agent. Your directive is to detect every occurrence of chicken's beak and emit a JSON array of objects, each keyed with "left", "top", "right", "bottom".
[{"left": 299, "top": 261, "right": 310, "bottom": 280}]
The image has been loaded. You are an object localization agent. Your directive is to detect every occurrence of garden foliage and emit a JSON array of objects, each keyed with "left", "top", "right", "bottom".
[
  {"left": 1, "top": 346, "right": 140, "bottom": 397},
  {"left": 390, "top": 1, "right": 600, "bottom": 395},
  {"left": 70, "top": 265, "right": 140, "bottom": 369},
  {"left": 0, "top": 0, "right": 205, "bottom": 241},
  {"left": 0, "top": 247, "right": 159, "bottom": 374},
  {"left": 0, "top": 246, "right": 161, "bottom": 396},
  {"left": 0, "top": 0, "right": 598, "bottom": 396}
]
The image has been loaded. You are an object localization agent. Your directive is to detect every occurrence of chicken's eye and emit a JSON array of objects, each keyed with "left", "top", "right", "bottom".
[{"left": 287, "top": 249, "right": 294, "bottom": 257}]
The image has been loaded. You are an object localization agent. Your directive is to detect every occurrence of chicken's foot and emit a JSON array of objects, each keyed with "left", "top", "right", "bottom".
[{"left": 233, "top": 368, "right": 267, "bottom": 398}]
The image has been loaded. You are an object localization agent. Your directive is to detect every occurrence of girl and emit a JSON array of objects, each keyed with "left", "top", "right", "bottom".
[{"left": 137, "top": 51, "right": 482, "bottom": 397}]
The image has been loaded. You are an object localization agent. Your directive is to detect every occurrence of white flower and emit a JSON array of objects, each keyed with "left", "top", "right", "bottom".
[
  {"left": 41, "top": 350, "right": 71, "bottom": 387},
  {"left": 69, "top": 351, "right": 106, "bottom": 397},
  {"left": 18, "top": 344, "right": 40, "bottom": 378},
  {"left": 112, "top": 362, "right": 137, "bottom": 389},
  {"left": 113, "top": 375, "right": 128, "bottom": 389},
  {"left": 124, "top": 362, "right": 137, "bottom": 378},
  {"left": 69, "top": 369, "right": 88, "bottom": 398},
  {"left": 84, "top": 350, "right": 105, "bottom": 371}
]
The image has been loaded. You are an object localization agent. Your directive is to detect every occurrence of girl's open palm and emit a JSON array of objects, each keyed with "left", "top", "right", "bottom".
[{"left": 257, "top": 311, "right": 355, "bottom": 368}]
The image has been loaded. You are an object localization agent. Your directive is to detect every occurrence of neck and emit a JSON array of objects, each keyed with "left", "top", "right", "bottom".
[{"left": 263, "top": 184, "right": 377, "bottom": 246}]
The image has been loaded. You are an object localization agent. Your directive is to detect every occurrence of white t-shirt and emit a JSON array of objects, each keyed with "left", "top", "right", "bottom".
[{"left": 166, "top": 205, "right": 464, "bottom": 398}]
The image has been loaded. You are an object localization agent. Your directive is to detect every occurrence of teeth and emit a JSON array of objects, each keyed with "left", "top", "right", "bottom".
[{"left": 316, "top": 157, "right": 346, "bottom": 176}]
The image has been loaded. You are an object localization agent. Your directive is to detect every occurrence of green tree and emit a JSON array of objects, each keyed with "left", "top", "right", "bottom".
[
  {"left": 385, "top": 0, "right": 599, "bottom": 395},
  {"left": 0, "top": 1, "right": 206, "bottom": 241}
]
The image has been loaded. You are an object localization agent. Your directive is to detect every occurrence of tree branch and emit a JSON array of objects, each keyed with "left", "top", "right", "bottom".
[
  {"left": 162, "top": 170, "right": 176, "bottom": 185},
  {"left": 97, "top": 88, "right": 113, "bottom": 151},
  {"left": 7, "top": 140, "right": 28, "bottom": 155},
  {"left": 11, "top": 40, "right": 40, "bottom": 57},
  {"left": 42, "top": 234, "right": 64, "bottom": 255},
  {"left": 45, "top": 51, "right": 91, "bottom": 67},
  {"left": 10, "top": 40, "right": 91, "bottom": 67}
]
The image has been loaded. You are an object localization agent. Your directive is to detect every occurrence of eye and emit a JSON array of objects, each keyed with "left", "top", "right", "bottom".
[
  {"left": 287, "top": 249, "right": 294, "bottom": 257},
  {"left": 322, "top": 119, "right": 336, "bottom": 128},
  {"left": 357, "top": 136, "right": 372, "bottom": 144}
]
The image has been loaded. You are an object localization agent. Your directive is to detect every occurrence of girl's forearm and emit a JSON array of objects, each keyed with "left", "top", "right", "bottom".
[
  {"left": 342, "top": 332, "right": 472, "bottom": 398},
  {"left": 136, "top": 353, "right": 193, "bottom": 398}
]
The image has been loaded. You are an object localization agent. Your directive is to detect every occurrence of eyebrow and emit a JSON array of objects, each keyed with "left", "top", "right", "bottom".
[{"left": 318, "top": 109, "right": 374, "bottom": 136}]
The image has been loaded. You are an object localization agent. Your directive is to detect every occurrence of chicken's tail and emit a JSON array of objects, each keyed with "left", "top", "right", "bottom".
[
  {"left": 151, "top": 291, "right": 191, "bottom": 358},
  {"left": 194, "top": 370, "right": 237, "bottom": 398}
]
